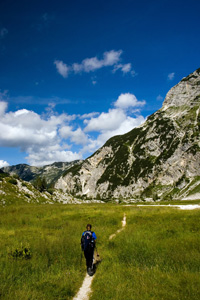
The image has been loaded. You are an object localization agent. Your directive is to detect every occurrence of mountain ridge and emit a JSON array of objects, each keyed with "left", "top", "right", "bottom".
[
  {"left": 2, "top": 160, "right": 82, "bottom": 186},
  {"left": 55, "top": 67, "right": 200, "bottom": 201}
]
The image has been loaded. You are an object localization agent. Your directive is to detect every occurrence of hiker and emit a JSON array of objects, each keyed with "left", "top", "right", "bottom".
[{"left": 81, "top": 224, "right": 97, "bottom": 275}]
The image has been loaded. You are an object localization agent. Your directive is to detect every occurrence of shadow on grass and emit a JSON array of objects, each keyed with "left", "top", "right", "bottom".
[{"left": 92, "top": 259, "right": 102, "bottom": 276}]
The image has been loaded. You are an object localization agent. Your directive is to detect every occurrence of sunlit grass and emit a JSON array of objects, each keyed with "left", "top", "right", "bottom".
[
  {"left": 0, "top": 204, "right": 200, "bottom": 299},
  {"left": 0, "top": 204, "right": 123, "bottom": 299},
  {"left": 92, "top": 206, "right": 200, "bottom": 300}
]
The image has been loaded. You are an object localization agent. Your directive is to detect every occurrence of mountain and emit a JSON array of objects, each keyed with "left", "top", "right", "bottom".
[
  {"left": 2, "top": 161, "right": 82, "bottom": 186},
  {"left": 0, "top": 169, "right": 102, "bottom": 206},
  {"left": 55, "top": 68, "right": 200, "bottom": 201}
]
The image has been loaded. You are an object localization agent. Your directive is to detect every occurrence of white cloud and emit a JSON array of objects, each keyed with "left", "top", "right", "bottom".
[
  {"left": 82, "top": 93, "right": 146, "bottom": 153},
  {"left": 81, "top": 57, "right": 103, "bottom": 72},
  {"left": 114, "top": 93, "right": 146, "bottom": 109},
  {"left": 55, "top": 50, "right": 135, "bottom": 77},
  {"left": 70, "top": 128, "right": 88, "bottom": 145},
  {"left": 27, "top": 150, "right": 81, "bottom": 167},
  {"left": 0, "top": 160, "right": 9, "bottom": 168},
  {"left": 59, "top": 125, "right": 72, "bottom": 139},
  {"left": 82, "top": 114, "right": 145, "bottom": 154},
  {"left": 84, "top": 109, "right": 126, "bottom": 132},
  {"left": 60, "top": 126, "right": 88, "bottom": 145},
  {"left": 113, "top": 63, "right": 136, "bottom": 76},
  {"left": 71, "top": 50, "right": 122, "bottom": 73},
  {"left": 168, "top": 72, "right": 175, "bottom": 81},
  {"left": 0, "top": 92, "right": 146, "bottom": 166},
  {"left": 97, "top": 115, "right": 145, "bottom": 143},
  {"left": 0, "top": 104, "right": 74, "bottom": 165},
  {"left": 79, "top": 112, "right": 99, "bottom": 119},
  {"left": 54, "top": 60, "right": 70, "bottom": 78},
  {"left": 103, "top": 50, "right": 122, "bottom": 66}
]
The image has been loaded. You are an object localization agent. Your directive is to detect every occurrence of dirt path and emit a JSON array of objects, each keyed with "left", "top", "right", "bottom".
[
  {"left": 73, "top": 274, "right": 94, "bottom": 300},
  {"left": 73, "top": 213, "right": 127, "bottom": 300},
  {"left": 109, "top": 213, "right": 126, "bottom": 240}
]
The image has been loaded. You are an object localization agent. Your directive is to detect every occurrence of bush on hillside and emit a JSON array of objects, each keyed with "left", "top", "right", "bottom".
[{"left": 8, "top": 178, "right": 18, "bottom": 185}]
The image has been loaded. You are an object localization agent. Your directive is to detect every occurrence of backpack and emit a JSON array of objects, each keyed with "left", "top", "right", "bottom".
[{"left": 81, "top": 230, "right": 95, "bottom": 251}]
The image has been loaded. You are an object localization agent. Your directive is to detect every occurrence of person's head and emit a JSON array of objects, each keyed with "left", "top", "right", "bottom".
[{"left": 86, "top": 224, "right": 92, "bottom": 231}]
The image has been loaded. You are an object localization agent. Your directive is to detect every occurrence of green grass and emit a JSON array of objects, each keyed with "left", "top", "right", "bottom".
[
  {"left": 0, "top": 204, "right": 200, "bottom": 299},
  {"left": 0, "top": 175, "right": 53, "bottom": 205},
  {"left": 0, "top": 204, "right": 123, "bottom": 299},
  {"left": 92, "top": 206, "right": 200, "bottom": 300}
]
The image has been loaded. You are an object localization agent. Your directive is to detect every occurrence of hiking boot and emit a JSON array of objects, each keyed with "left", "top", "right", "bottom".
[{"left": 87, "top": 267, "right": 93, "bottom": 276}]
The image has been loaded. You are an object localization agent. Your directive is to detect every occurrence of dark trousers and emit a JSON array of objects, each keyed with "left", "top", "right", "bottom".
[{"left": 84, "top": 248, "right": 94, "bottom": 268}]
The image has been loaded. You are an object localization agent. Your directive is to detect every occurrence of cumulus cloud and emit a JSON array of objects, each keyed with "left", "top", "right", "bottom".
[
  {"left": 83, "top": 93, "right": 146, "bottom": 152},
  {"left": 54, "top": 60, "right": 70, "bottom": 78},
  {"left": 84, "top": 109, "right": 126, "bottom": 132},
  {"left": 0, "top": 92, "right": 146, "bottom": 166},
  {"left": 59, "top": 126, "right": 88, "bottom": 145},
  {"left": 27, "top": 150, "right": 81, "bottom": 166},
  {"left": 0, "top": 108, "right": 62, "bottom": 150},
  {"left": 114, "top": 93, "right": 146, "bottom": 109},
  {"left": 82, "top": 114, "right": 145, "bottom": 154},
  {"left": 0, "top": 160, "right": 9, "bottom": 168},
  {"left": 97, "top": 115, "right": 145, "bottom": 143},
  {"left": 0, "top": 103, "right": 79, "bottom": 165},
  {"left": 168, "top": 72, "right": 175, "bottom": 81},
  {"left": 55, "top": 50, "right": 135, "bottom": 78}
]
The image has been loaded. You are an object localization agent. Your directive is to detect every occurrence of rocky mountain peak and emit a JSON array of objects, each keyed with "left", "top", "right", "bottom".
[
  {"left": 162, "top": 68, "right": 200, "bottom": 109},
  {"left": 55, "top": 68, "right": 200, "bottom": 202}
]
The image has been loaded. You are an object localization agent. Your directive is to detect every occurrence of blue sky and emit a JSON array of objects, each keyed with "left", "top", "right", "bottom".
[{"left": 0, "top": 0, "right": 199, "bottom": 167}]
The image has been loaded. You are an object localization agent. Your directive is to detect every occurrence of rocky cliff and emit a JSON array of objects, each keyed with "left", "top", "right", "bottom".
[{"left": 55, "top": 68, "right": 200, "bottom": 201}]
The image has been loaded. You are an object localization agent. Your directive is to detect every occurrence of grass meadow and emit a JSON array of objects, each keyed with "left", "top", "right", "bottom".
[{"left": 0, "top": 203, "right": 200, "bottom": 299}]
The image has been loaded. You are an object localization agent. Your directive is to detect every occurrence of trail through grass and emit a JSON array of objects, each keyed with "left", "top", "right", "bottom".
[
  {"left": 0, "top": 204, "right": 123, "bottom": 299},
  {"left": 0, "top": 204, "right": 200, "bottom": 299},
  {"left": 92, "top": 206, "right": 200, "bottom": 300},
  {"left": 73, "top": 213, "right": 127, "bottom": 300}
]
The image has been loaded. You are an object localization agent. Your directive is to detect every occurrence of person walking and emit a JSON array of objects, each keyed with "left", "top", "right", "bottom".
[{"left": 81, "top": 224, "right": 97, "bottom": 275}]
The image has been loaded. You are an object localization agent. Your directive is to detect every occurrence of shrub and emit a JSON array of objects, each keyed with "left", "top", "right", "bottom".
[
  {"left": 8, "top": 178, "right": 18, "bottom": 185},
  {"left": 9, "top": 245, "right": 32, "bottom": 259}
]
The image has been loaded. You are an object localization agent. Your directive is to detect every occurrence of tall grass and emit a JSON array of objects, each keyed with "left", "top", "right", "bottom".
[
  {"left": 0, "top": 204, "right": 123, "bottom": 299},
  {"left": 92, "top": 207, "right": 200, "bottom": 300},
  {"left": 1, "top": 204, "right": 200, "bottom": 299}
]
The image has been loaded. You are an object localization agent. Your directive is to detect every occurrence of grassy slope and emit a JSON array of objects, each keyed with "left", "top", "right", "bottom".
[
  {"left": 0, "top": 204, "right": 200, "bottom": 300},
  {"left": 0, "top": 173, "right": 52, "bottom": 205}
]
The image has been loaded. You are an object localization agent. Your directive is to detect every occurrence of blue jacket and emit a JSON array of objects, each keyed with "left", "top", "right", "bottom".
[
  {"left": 82, "top": 231, "right": 97, "bottom": 240},
  {"left": 82, "top": 230, "right": 97, "bottom": 251}
]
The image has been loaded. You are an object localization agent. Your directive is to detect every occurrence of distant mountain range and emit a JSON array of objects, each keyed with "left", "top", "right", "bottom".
[
  {"left": 1, "top": 68, "right": 200, "bottom": 203},
  {"left": 0, "top": 167, "right": 102, "bottom": 205},
  {"left": 2, "top": 161, "right": 82, "bottom": 187}
]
